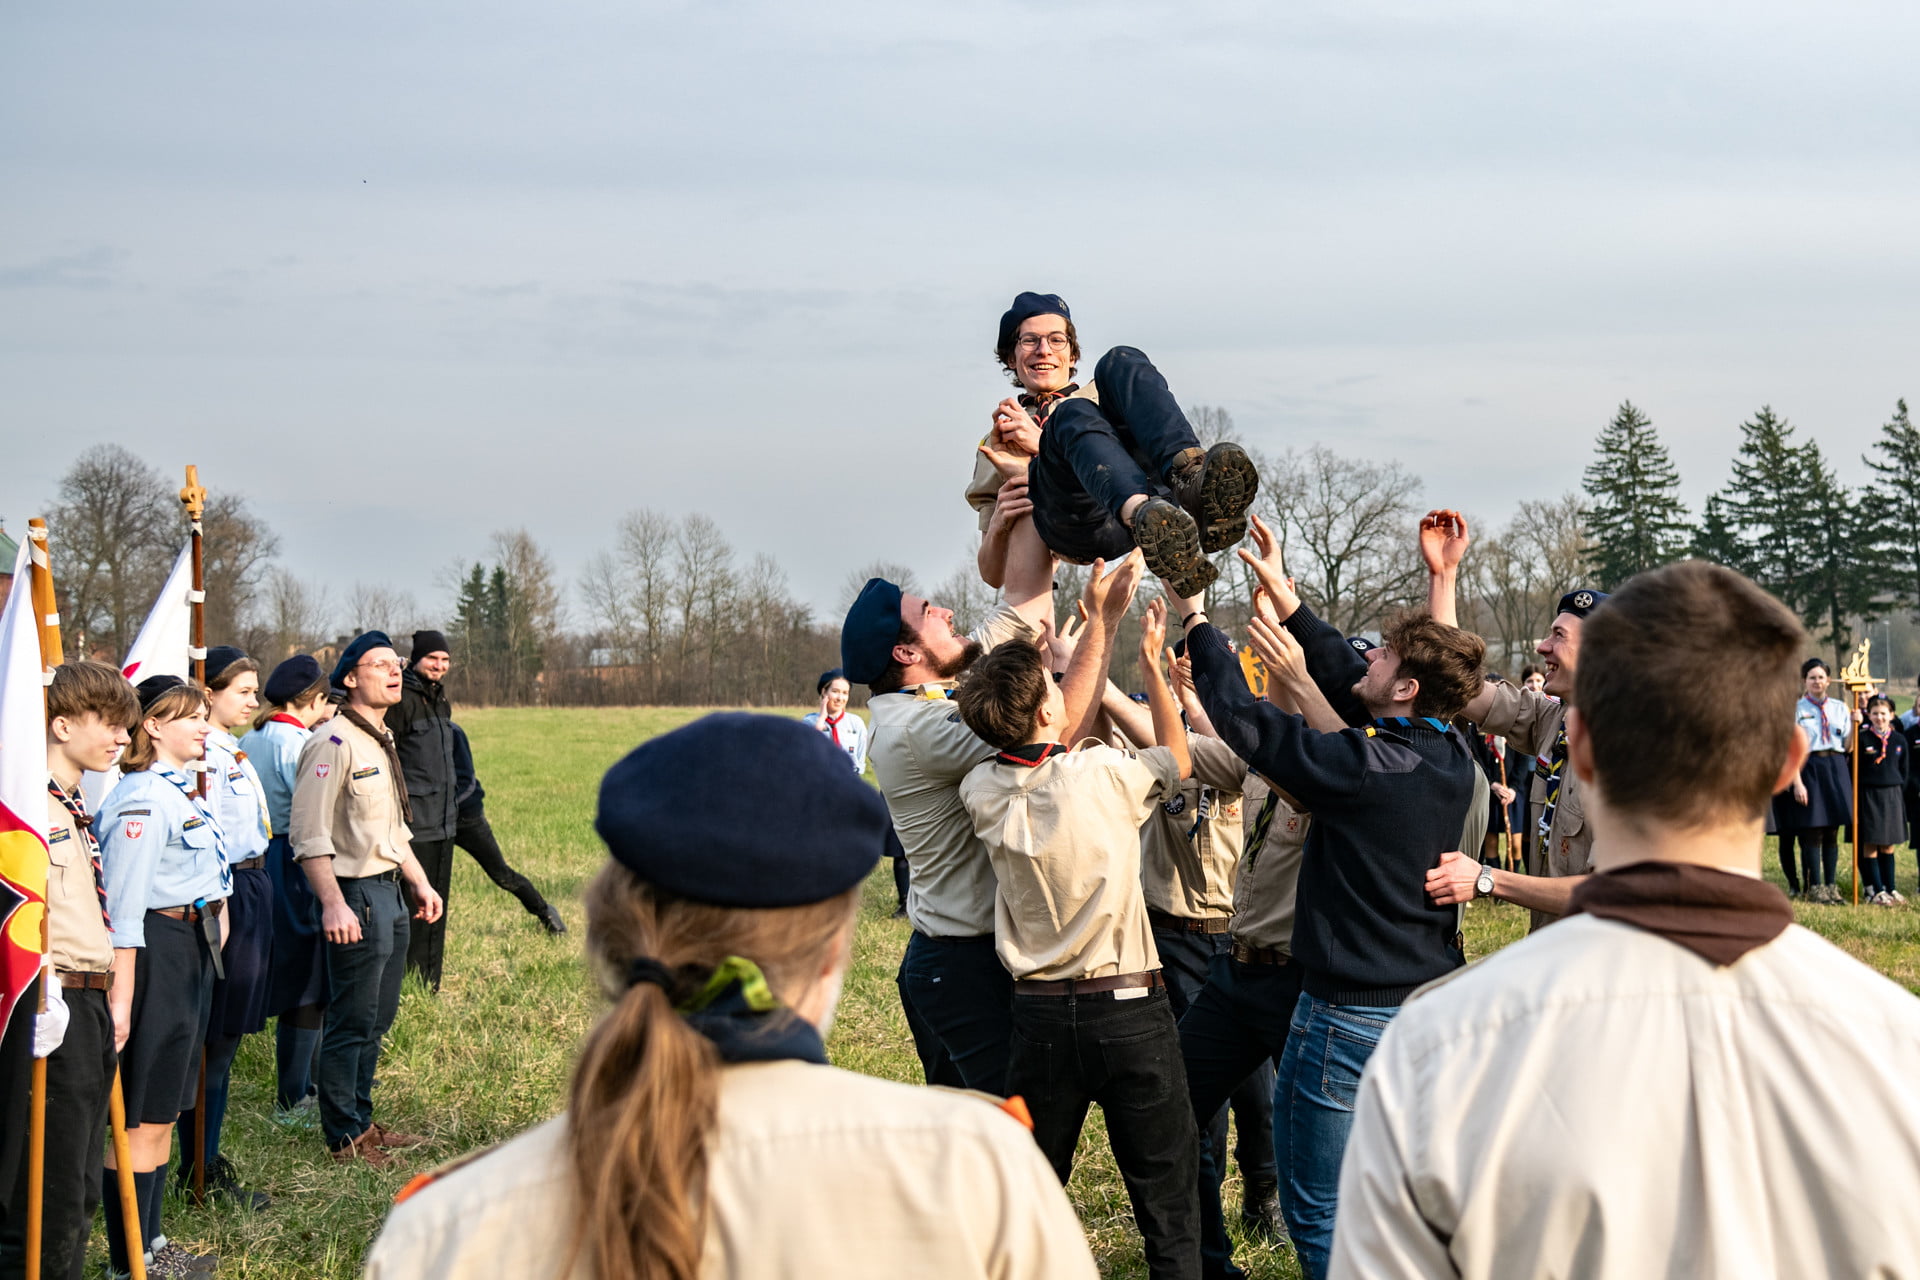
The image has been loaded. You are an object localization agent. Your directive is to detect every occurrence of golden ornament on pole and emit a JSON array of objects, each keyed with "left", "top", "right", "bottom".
[{"left": 1838, "top": 639, "right": 1878, "bottom": 907}]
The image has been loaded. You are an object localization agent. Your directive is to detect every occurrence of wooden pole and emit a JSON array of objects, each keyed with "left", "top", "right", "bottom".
[
  {"left": 108, "top": 1071, "right": 148, "bottom": 1280},
  {"left": 22, "top": 519, "right": 63, "bottom": 1280},
  {"left": 1852, "top": 688, "right": 1863, "bottom": 906},
  {"left": 177, "top": 468, "right": 210, "bottom": 1205}
]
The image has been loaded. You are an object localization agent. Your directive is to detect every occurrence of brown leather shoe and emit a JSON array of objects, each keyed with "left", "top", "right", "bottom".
[
  {"left": 330, "top": 1129, "right": 394, "bottom": 1168},
  {"left": 367, "top": 1121, "right": 428, "bottom": 1150}
]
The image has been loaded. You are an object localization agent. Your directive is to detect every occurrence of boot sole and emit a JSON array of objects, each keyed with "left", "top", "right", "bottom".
[
  {"left": 1134, "top": 499, "right": 1219, "bottom": 597},
  {"left": 1193, "top": 443, "right": 1259, "bottom": 552}
]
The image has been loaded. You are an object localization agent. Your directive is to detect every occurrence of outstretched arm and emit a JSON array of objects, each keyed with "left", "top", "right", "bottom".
[
  {"left": 977, "top": 474, "right": 1033, "bottom": 590},
  {"left": 1138, "top": 599, "right": 1191, "bottom": 779},
  {"left": 1419, "top": 509, "right": 1469, "bottom": 628},
  {"left": 1062, "top": 552, "right": 1143, "bottom": 745},
  {"left": 1239, "top": 513, "right": 1368, "bottom": 724}
]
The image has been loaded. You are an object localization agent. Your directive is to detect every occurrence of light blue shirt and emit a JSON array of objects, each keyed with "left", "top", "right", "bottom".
[
  {"left": 246, "top": 717, "right": 310, "bottom": 836},
  {"left": 207, "top": 727, "right": 272, "bottom": 865},
  {"left": 1796, "top": 696, "right": 1852, "bottom": 753},
  {"left": 802, "top": 711, "right": 869, "bottom": 775},
  {"left": 99, "top": 767, "right": 231, "bottom": 948}
]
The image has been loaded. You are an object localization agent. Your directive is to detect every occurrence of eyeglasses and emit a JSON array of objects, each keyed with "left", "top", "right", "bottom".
[
  {"left": 1015, "top": 334, "right": 1070, "bottom": 352},
  {"left": 356, "top": 659, "right": 404, "bottom": 674}
]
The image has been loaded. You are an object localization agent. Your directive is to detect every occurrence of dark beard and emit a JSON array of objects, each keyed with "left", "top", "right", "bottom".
[{"left": 936, "top": 639, "right": 985, "bottom": 682}]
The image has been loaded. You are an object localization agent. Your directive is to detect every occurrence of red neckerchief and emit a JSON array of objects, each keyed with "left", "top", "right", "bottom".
[
  {"left": 824, "top": 712, "right": 844, "bottom": 748},
  {"left": 997, "top": 742, "right": 1069, "bottom": 768},
  {"left": 268, "top": 713, "right": 307, "bottom": 730}
]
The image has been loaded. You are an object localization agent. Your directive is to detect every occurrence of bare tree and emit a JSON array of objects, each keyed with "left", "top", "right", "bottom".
[
  {"left": 345, "top": 582, "right": 424, "bottom": 639},
  {"left": 1257, "top": 445, "right": 1424, "bottom": 634},
  {"left": 46, "top": 445, "right": 177, "bottom": 659},
  {"left": 248, "top": 568, "right": 334, "bottom": 664},
  {"left": 1465, "top": 493, "right": 1591, "bottom": 671},
  {"left": 840, "top": 561, "right": 922, "bottom": 613},
  {"left": 491, "top": 528, "right": 565, "bottom": 702},
  {"left": 1186, "top": 404, "right": 1236, "bottom": 448},
  {"left": 932, "top": 553, "right": 1000, "bottom": 637},
  {"left": 202, "top": 491, "right": 281, "bottom": 645}
]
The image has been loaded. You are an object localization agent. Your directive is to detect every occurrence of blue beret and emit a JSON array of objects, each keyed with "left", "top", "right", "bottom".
[
  {"left": 330, "top": 630, "right": 395, "bottom": 688},
  {"left": 203, "top": 645, "right": 248, "bottom": 685},
  {"left": 135, "top": 674, "right": 186, "bottom": 712},
  {"left": 1555, "top": 589, "right": 1610, "bottom": 620},
  {"left": 816, "top": 668, "right": 846, "bottom": 695},
  {"left": 264, "top": 655, "right": 324, "bottom": 705},
  {"left": 595, "top": 713, "right": 889, "bottom": 907},
  {"left": 1347, "top": 635, "right": 1377, "bottom": 655},
  {"left": 997, "top": 291, "right": 1071, "bottom": 352},
  {"left": 840, "top": 579, "right": 904, "bottom": 686}
]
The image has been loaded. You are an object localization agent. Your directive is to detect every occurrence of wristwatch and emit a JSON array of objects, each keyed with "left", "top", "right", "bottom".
[{"left": 1475, "top": 867, "right": 1496, "bottom": 899}]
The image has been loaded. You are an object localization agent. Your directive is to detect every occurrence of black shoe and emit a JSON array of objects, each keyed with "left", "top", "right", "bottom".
[
  {"left": 179, "top": 1154, "right": 271, "bottom": 1212},
  {"left": 889, "top": 906, "right": 908, "bottom": 920},
  {"left": 533, "top": 901, "right": 568, "bottom": 934},
  {"left": 1168, "top": 442, "right": 1260, "bottom": 553},
  {"left": 1240, "top": 1180, "right": 1289, "bottom": 1244},
  {"left": 1132, "top": 497, "right": 1218, "bottom": 597}
]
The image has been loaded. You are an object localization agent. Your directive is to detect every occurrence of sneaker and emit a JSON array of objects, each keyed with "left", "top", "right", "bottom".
[
  {"left": 533, "top": 902, "right": 568, "bottom": 935},
  {"left": 271, "top": 1096, "right": 320, "bottom": 1132},
  {"left": 1876, "top": 891, "right": 1897, "bottom": 907},
  {"left": 1239, "top": 1179, "right": 1289, "bottom": 1244},
  {"left": 1168, "top": 442, "right": 1261, "bottom": 553},
  {"left": 1891, "top": 889, "right": 1907, "bottom": 904},
  {"left": 330, "top": 1129, "right": 394, "bottom": 1169},
  {"left": 366, "top": 1121, "right": 428, "bottom": 1150},
  {"left": 1131, "top": 497, "right": 1218, "bottom": 598},
  {"left": 148, "top": 1241, "right": 219, "bottom": 1274}
]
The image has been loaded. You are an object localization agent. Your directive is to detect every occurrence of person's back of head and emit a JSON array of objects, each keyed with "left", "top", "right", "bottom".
[
  {"left": 953, "top": 642, "right": 1050, "bottom": 751},
  {"left": 1576, "top": 560, "right": 1804, "bottom": 831}
]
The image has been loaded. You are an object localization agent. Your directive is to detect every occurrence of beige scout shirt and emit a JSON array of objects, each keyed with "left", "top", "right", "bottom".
[
  {"left": 1230, "top": 777, "right": 1309, "bottom": 954},
  {"left": 963, "top": 384, "right": 1103, "bottom": 532},
  {"left": 47, "top": 780, "right": 112, "bottom": 974},
  {"left": 1141, "top": 734, "right": 1249, "bottom": 919},
  {"left": 960, "top": 742, "right": 1182, "bottom": 982},
  {"left": 290, "top": 714, "right": 411, "bottom": 879},
  {"left": 363, "top": 1059, "right": 1099, "bottom": 1280},
  {"left": 1332, "top": 912, "right": 1920, "bottom": 1280},
  {"left": 1477, "top": 681, "right": 1589, "bottom": 927},
  {"left": 868, "top": 602, "right": 1039, "bottom": 938}
]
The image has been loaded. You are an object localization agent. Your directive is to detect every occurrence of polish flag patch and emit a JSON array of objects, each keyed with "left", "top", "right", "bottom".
[
  {"left": 315, "top": 763, "right": 331, "bottom": 779},
  {"left": 124, "top": 820, "right": 144, "bottom": 839}
]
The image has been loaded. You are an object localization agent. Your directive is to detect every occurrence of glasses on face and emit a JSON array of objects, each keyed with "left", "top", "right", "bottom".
[
  {"left": 357, "top": 659, "right": 404, "bottom": 674},
  {"left": 1015, "top": 334, "right": 1070, "bottom": 353}
]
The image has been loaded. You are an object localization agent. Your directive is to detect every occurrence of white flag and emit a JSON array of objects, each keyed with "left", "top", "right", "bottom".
[
  {"left": 121, "top": 541, "right": 194, "bottom": 684},
  {"left": 0, "top": 534, "right": 52, "bottom": 1033}
]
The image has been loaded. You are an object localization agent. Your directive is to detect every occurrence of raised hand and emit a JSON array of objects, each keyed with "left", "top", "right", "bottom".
[
  {"left": 993, "top": 398, "right": 1043, "bottom": 456},
  {"left": 1139, "top": 598, "right": 1168, "bottom": 677},
  {"left": 1418, "top": 509, "right": 1470, "bottom": 575},
  {"left": 1247, "top": 612, "right": 1309, "bottom": 688},
  {"left": 979, "top": 440, "right": 1031, "bottom": 483},
  {"left": 1084, "top": 549, "right": 1145, "bottom": 628}
]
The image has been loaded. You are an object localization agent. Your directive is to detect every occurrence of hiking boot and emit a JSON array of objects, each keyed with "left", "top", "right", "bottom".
[
  {"left": 1240, "top": 1179, "right": 1289, "bottom": 1244},
  {"left": 148, "top": 1241, "right": 219, "bottom": 1275},
  {"left": 1168, "top": 443, "right": 1260, "bottom": 553},
  {"left": 330, "top": 1129, "right": 394, "bottom": 1169},
  {"left": 367, "top": 1121, "right": 428, "bottom": 1150},
  {"left": 533, "top": 901, "right": 568, "bottom": 935},
  {"left": 1132, "top": 497, "right": 1218, "bottom": 598}
]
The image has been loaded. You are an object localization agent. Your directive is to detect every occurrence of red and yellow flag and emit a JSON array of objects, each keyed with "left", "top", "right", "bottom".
[{"left": 0, "top": 533, "right": 50, "bottom": 1038}]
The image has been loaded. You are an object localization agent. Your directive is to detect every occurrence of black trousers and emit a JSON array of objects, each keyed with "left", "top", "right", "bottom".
[
  {"left": 455, "top": 807, "right": 548, "bottom": 916},
  {"left": 1030, "top": 347, "right": 1202, "bottom": 563},
  {"left": 1178, "top": 952, "right": 1304, "bottom": 1280},
  {"left": 1011, "top": 987, "right": 1202, "bottom": 1280},
  {"left": 1155, "top": 929, "right": 1277, "bottom": 1184},
  {"left": 896, "top": 932, "right": 1013, "bottom": 1095},
  {"left": 320, "top": 876, "right": 409, "bottom": 1150},
  {"left": 404, "top": 838, "right": 454, "bottom": 990},
  {"left": 0, "top": 984, "right": 116, "bottom": 1280}
]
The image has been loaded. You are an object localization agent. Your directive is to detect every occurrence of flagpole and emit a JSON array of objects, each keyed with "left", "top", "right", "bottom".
[
  {"left": 26, "top": 519, "right": 145, "bottom": 1280},
  {"left": 177, "top": 468, "right": 212, "bottom": 1207}
]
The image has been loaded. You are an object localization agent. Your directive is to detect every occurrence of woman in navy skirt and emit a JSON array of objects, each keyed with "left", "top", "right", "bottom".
[
  {"left": 1856, "top": 695, "right": 1908, "bottom": 906},
  {"left": 1773, "top": 658, "right": 1857, "bottom": 902}
]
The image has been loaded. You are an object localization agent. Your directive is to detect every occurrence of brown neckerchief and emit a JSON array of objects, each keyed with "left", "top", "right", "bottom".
[
  {"left": 1568, "top": 861, "right": 1792, "bottom": 966},
  {"left": 338, "top": 705, "right": 414, "bottom": 825}
]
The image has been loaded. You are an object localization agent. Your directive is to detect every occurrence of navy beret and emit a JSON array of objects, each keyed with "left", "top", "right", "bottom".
[
  {"left": 816, "top": 668, "right": 847, "bottom": 695},
  {"left": 330, "top": 630, "right": 395, "bottom": 688},
  {"left": 1555, "top": 589, "right": 1610, "bottom": 620},
  {"left": 135, "top": 674, "right": 186, "bottom": 712},
  {"left": 997, "top": 291, "right": 1071, "bottom": 352},
  {"left": 411, "top": 629, "right": 450, "bottom": 662},
  {"left": 595, "top": 713, "right": 889, "bottom": 908},
  {"left": 264, "top": 655, "right": 324, "bottom": 705},
  {"left": 840, "top": 579, "right": 904, "bottom": 686},
  {"left": 203, "top": 645, "right": 248, "bottom": 685}
]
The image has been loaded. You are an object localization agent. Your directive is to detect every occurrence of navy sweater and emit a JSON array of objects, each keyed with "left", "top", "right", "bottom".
[{"left": 1189, "top": 620, "right": 1474, "bottom": 1005}]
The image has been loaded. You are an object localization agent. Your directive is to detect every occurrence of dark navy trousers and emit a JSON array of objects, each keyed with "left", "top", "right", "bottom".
[{"left": 896, "top": 931, "right": 1013, "bottom": 1096}]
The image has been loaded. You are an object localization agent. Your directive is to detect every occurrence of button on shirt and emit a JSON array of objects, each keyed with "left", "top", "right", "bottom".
[
  {"left": 290, "top": 714, "right": 412, "bottom": 878},
  {"left": 1796, "top": 695, "right": 1852, "bottom": 752},
  {"left": 247, "top": 716, "right": 310, "bottom": 835},
  {"left": 1140, "top": 734, "right": 1249, "bottom": 919},
  {"left": 98, "top": 768, "right": 231, "bottom": 948},
  {"left": 868, "top": 603, "right": 1039, "bottom": 938},
  {"left": 1231, "top": 778, "right": 1309, "bottom": 954},
  {"left": 961, "top": 742, "right": 1182, "bottom": 982},
  {"left": 46, "top": 779, "right": 113, "bottom": 973},
  {"left": 206, "top": 726, "right": 272, "bottom": 865}
]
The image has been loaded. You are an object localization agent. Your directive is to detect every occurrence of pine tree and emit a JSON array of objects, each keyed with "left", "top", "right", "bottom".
[
  {"left": 1798, "top": 440, "right": 1879, "bottom": 660},
  {"left": 1580, "top": 401, "right": 1693, "bottom": 588},
  {"left": 1715, "top": 406, "right": 1818, "bottom": 605},
  {"left": 1690, "top": 494, "right": 1745, "bottom": 568},
  {"left": 1864, "top": 398, "right": 1920, "bottom": 620}
]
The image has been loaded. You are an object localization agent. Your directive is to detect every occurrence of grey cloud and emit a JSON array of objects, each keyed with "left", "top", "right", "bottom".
[{"left": 0, "top": 246, "right": 126, "bottom": 291}]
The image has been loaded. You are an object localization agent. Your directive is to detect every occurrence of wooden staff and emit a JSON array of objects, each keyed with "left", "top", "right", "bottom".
[
  {"left": 1493, "top": 746, "right": 1516, "bottom": 872},
  {"left": 108, "top": 1072, "right": 147, "bottom": 1280},
  {"left": 1838, "top": 640, "right": 1877, "bottom": 907},
  {"left": 179, "top": 467, "right": 210, "bottom": 1205}
]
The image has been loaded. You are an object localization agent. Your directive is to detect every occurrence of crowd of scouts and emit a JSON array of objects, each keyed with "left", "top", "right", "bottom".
[{"left": 1, "top": 630, "right": 562, "bottom": 1279}]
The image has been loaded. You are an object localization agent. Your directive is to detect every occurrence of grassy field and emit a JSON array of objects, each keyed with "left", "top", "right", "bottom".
[{"left": 132, "top": 705, "right": 1920, "bottom": 1277}]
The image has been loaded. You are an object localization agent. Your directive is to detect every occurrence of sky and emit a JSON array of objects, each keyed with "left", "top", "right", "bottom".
[{"left": 4, "top": 1, "right": 1917, "bottom": 631}]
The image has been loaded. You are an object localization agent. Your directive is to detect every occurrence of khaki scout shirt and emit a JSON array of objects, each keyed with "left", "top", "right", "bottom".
[
  {"left": 1478, "top": 682, "right": 1591, "bottom": 929},
  {"left": 960, "top": 742, "right": 1182, "bottom": 982},
  {"left": 1141, "top": 734, "right": 1250, "bottom": 919},
  {"left": 46, "top": 779, "right": 112, "bottom": 974},
  {"left": 964, "top": 383, "right": 1102, "bottom": 532},
  {"left": 290, "top": 713, "right": 411, "bottom": 878},
  {"left": 363, "top": 1060, "right": 1099, "bottom": 1280},
  {"left": 868, "top": 602, "right": 1039, "bottom": 938},
  {"left": 1231, "top": 776, "right": 1309, "bottom": 954}
]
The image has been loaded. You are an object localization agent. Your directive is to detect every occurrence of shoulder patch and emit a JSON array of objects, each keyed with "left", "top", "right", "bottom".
[
  {"left": 946, "top": 712, "right": 960, "bottom": 723},
  {"left": 328, "top": 734, "right": 344, "bottom": 745},
  {"left": 314, "top": 763, "right": 331, "bottom": 779},
  {"left": 115, "top": 808, "right": 152, "bottom": 818}
]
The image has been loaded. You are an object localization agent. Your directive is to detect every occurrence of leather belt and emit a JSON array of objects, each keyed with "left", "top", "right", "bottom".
[
  {"left": 1231, "top": 941, "right": 1291, "bottom": 967},
  {"left": 1148, "top": 908, "right": 1231, "bottom": 935},
  {"left": 1015, "top": 970, "right": 1164, "bottom": 997},
  {"left": 342, "top": 870, "right": 401, "bottom": 884},
  {"left": 234, "top": 856, "right": 266, "bottom": 871},
  {"left": 57, "top": 969, "right": 113, "bottom": 991},
  {"left": 152, "top": 901, "right": 225, "bottom": 922}
]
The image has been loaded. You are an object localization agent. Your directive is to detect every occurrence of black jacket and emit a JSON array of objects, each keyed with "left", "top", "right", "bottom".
[{"left": 392, "top": 667, "right": 460, "bottom": 842}]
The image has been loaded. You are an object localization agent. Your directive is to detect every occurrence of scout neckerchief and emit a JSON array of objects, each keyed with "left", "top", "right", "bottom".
[
  {"left": 267, "top": 713, "right": 306, "bottom": 730},
  {"left": 626, "top": 954, "right": 827, "bottom": 1066},
  {"left": 822, "top": 712, "right": 846, "bottom": 749},
  {"left": 1570, "top": 861, "right": 1791, "bottom": 966},
  {"left": 338, "top": 705, "right": 414, "bottom": 824},
  {"left": 217, "top": 729, "right": 273, "bottom": 842},
  {"left": 1370, "top": 716, "right": 1452, "bottom": 734},
  {"left": 997, "top": 742, "right": 1069, "bottom": 768},
  {"left": 49, "top": 776, "right": 110, "bottom": 930},
  {"left": 1868, "top": 724, "right": 1893, "bottom": 765},
  {"left": 1019, "top": 382, "right": 1080, "bottom": 426},
  {"left": 1804, "top": 695, "right": 1840, "bottom": 749},
  {"left": 155, "top": 765, "right": 233, "bottom": 896},
  {"left": 1536, "top": 723, "right": 1569, "bottom": 840}
]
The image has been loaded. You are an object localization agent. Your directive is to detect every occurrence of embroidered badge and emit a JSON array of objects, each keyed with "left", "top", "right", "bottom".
[
  {"left": 182, "top": 817, "right": 206, "bottom": 831},
  {"left": 50, "top": 828, "right": 71, "bottom": 844},
  {"left": 351, "top": 766, "right": 380, "bottom": 780},
  {"left": 1164, "top": 795, "right": 1187, "bottom": 816},
  {"left": 124, "top": 820, "right": 144, "bottom": 839},
  {"left": 228, "top": 769, "right": 245, "bottom": 782},
  {"left": 314, "top": 763, "right": 331, "bottom": 779},
  {"left": 1284, "top": 817, "right": 1299, "bottom": 833}
]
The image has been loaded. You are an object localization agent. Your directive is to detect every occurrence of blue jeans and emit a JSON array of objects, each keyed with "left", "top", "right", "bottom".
[
  {"left": 896, "top": 931, "right": 1014, "bottom": 1096},
  {"left": 1274, "top": 992, "right": 1397, "bottom": 1280},
  {"left": 318, "top": 875, "right": 409, "bottom": 1150}
]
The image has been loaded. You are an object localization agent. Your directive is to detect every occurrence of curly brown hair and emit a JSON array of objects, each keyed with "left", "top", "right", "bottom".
[{"left": 1379, "top": 612, "right": 1487, "bottom": 721}]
